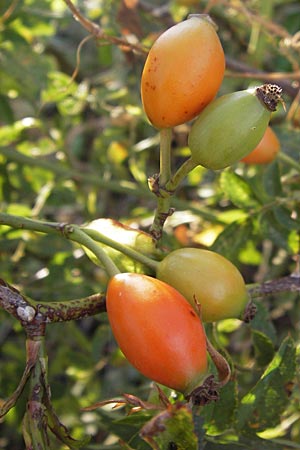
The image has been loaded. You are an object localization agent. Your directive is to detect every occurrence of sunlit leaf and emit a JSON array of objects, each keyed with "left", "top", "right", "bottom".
[
  {"left": 211, "top": 219, "right": 253, "bottom": 262},
  {"left": 252, "top": 329, "right": 275, "bottom": 367},
  {"left": 220, "top": 170, "right": 260, "bottom": 210},
  {"left": 237, "top": 335, "right": 296, "bottom": 433},
  {"left": 263, "top": 161, "right": 283, "bottom": 197}
]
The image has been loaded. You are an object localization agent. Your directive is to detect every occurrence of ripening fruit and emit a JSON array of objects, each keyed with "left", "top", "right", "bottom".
[
  {"left": 188, "top": 84, "right": 283, "bottom": 170},
  {"left": 141, "top": 14, "right": 225, "bottom": 128},
  {"left": 156, "top": 248, "right": 248, "bottom": 322},
  {"left": 241, "top": 126, "right": 280, "bottom": 164},
  {"left": 106, "top": 273, "right": 208, "bottom": 394}
]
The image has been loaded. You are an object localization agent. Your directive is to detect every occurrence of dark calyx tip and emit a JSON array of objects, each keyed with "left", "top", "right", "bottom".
[{"left": 256, "top": 84, "right": 283, "bottom": 112}]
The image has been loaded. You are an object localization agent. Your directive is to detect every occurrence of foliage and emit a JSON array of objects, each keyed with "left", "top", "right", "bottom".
[{"left": 1, "top": 0, "right": 300, "bottom": 449}]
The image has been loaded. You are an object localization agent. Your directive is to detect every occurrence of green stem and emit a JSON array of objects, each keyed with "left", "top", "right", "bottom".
[
  {"left": 150, "top": 154, "right": 199, "bottom": 241},
  {"left": 150, "top": 130, "right": 199, "bottom": 241},
  {"left": 159, "top": 128, "right": 172, "bottom": 185},
  {"left": 166, "top": 157, "right": 198, "bottom": 191},
  {"left": 71, "top": 226, "right": 120, "bottom": 277},
  {"left": 150, "top": 128, "right": 173, "bottom": 241},
  {"left": 277, "top": 151, "right": 300, "bottom": 172},
  {"left": 0, "top": 213, "right": 120, "bottom": 277},
  {"left": 0, "top": 212, "right": 157, "bottom": 274},
  {"left": 84, "top": 228, "right": 159, "bottom": 272},
  {"left": 23, "top": 338, "right": 49, "bottom": 450}
]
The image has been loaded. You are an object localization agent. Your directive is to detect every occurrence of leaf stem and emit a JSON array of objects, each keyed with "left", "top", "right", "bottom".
[
  {"left": 150, "top": 130, "right": 199, "bottom": 241},
  {"left": 71, "top": 226, "right": 120, "bottom": 277},
  {"left": 166, "top": 157, "right": 198, "bottom": 192},
  {"left": 277, "top": 151, "right": 300, "bottom": 172}
]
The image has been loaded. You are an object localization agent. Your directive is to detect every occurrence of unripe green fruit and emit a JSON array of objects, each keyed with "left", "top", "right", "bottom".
[
  {"left": 156, "top": 248, "right": 248, "bottom": 322},
  {"left": 188, "top": 84, "right": 283, "bottom": 170}
]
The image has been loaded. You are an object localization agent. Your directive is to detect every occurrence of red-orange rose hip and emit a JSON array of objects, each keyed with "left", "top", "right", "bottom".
[
  {"left": 241, "top": 126, "right": 280, "bottom": 164},
  {"left": 141, "top": 15, "right": 225, "bottom": 128},
  {"left": 106, "top": 273, "right": 208, "bottom": 394}
]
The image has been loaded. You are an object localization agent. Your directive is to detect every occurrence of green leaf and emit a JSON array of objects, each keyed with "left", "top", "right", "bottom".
[
  {"left": 144, "top": 405, "right": 198, "bottom": 450},
  {"left": 205, "top": 434, "right": 284, "bottom": 449},
  {"left": 220, "top": 171, "right": 260, "bottom": 210},
  {"left": 273, "top": 205, "right": 300, "bottom": 231},
  {"left": 263, "top": 161, "right": 283, "bottom": 197},
  {"left": 203, "top": 380, "right": 238, "bottom": 435},
  {"left": 237, "top": 335, "right": 296, "bottom": 433},
  {"left": 259, "top": 211, "right": 291, "bottom": 251},
  {"left": 0, "top": 118, "right": 41, "bottom": 146},
  {"left": 249, "top": 300, "right": 277, "bottom": 344},
  {"left": 0, "top": 94, "right": 14, "bottom": 123},
  {"left": 94, "top": 408, "right": 153, "bottom": 450},
  {"left": 211, "top": 220, "right": 253, "bottom": 262},
  {"left": 41, "top": 71, "right": 78, "bottom": 104},
  {"left": 252, "top": 329, "right": 275, "bottom": 367}
]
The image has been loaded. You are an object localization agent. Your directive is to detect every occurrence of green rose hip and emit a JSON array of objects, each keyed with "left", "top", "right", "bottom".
[{"left": 188, "top": 84, "right": 283, "bottom": 170}]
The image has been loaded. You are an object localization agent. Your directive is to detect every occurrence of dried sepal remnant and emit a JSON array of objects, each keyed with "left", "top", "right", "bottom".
[{"left": 256, "top": 84, "right": 283, "bottom": 112}]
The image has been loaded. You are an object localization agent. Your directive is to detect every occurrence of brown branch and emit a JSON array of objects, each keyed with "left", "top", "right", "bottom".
[
  {"left": 0, "top": 339, "right": 40, "bottom": 418},
  {"left": 0, "top": 278, "right": 106, "bottom": 338},
  {"left": 63, "top": 0, "right": 147, "bottom": 54},
  {"left": 248, "top": 273, "right": 300, "bottom": 299},
  {"left": 226, "top": 56, "right": 300, "bottom": 99},
  {"left": 0, "top": 0, "right": 19, "bottom": 24}
]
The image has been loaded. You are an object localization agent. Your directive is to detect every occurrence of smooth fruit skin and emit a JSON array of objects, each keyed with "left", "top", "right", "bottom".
[
  {"left": 141, "top": 15, "right": 225, "bottom": 128},
  {"left": 241, "top": 126, "right": 280, "bottom": 164},
  {"left": 188, "top": 88, "right": 271, "bottom": 170},
  {"left": 106, "top": 273, "right": 208, "bottom": 394},
  {"left": 156, "top": 248, "right": 248, "bottom": 322}
]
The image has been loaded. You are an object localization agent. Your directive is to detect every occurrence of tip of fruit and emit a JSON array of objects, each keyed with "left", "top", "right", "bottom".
[
  {"left": 256, "top": 84, "right": 283, "bottom": 112},
  {"left": 187, "top": 13, "right": 218, "bottom": 30}
]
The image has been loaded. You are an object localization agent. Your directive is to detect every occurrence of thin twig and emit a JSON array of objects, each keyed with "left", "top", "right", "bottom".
[
  {"left": 0, "top": 0, "right": 19, "bottom": 24},
  {"left": 63, "top": 0, "right": 147, "bottom": 54}
]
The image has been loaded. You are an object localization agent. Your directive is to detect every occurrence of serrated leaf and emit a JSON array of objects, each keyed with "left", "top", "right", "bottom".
[
  {"left": 237, "top": 335, "right": 296, "bottom": 433},
  {"left": 252, "top": 329, "right": 275, "bottom": 367},
  {"left": 220, "top": 171, "right": 260, "bottom": 210}
]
